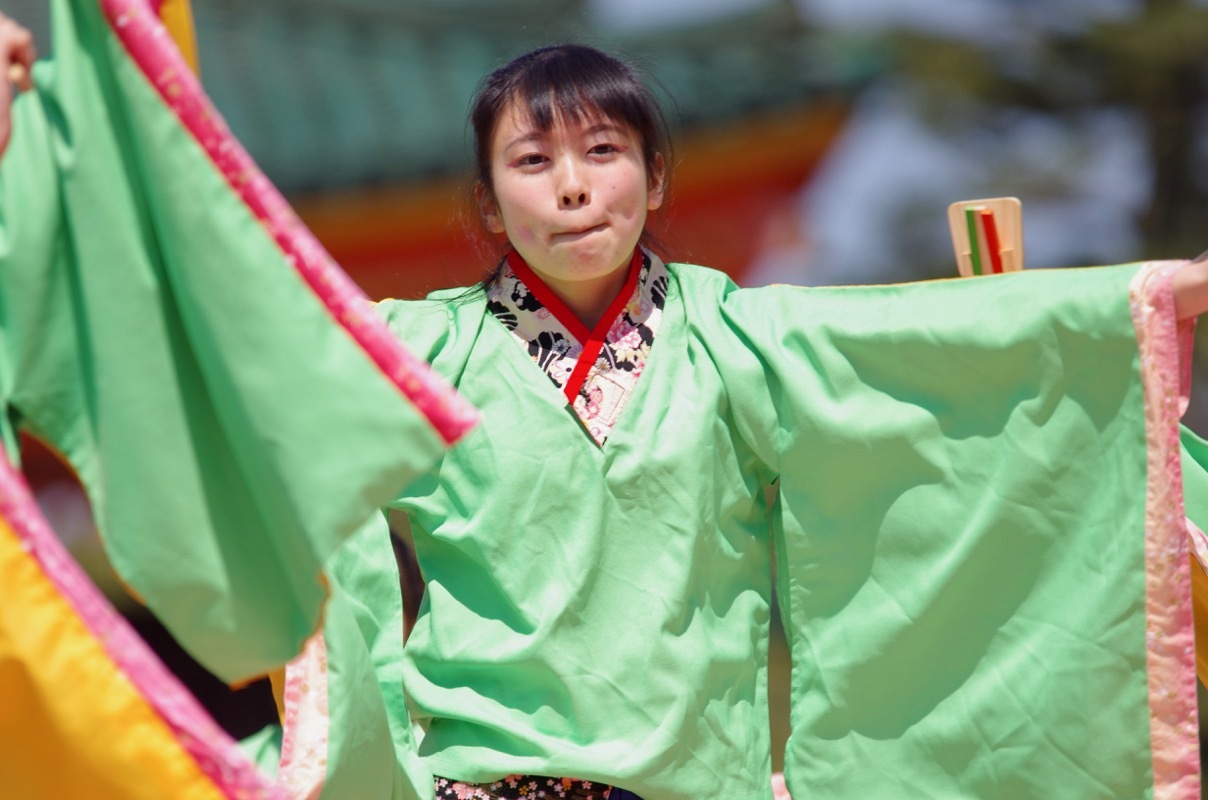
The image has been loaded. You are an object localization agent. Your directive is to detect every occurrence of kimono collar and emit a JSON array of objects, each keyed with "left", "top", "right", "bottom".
[
  {"left": 487, "top": 248, "right": 668, "bottom": 446},
  {"left": 504, "top": 248, "right": 644, "bottom": 344}
]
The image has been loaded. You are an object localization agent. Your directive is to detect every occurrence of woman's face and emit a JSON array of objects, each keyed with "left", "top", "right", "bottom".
[{"left": 481, "top": 98, "right": 665, "bottom": 297}]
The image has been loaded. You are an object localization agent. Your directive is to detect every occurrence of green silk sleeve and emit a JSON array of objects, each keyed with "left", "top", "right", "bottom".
[
  {"left": 252, "top": 513, "right": 432, "bottom": 799},
  {"left": 717, "top": 264, "right": 1196, "bottom": 798}
]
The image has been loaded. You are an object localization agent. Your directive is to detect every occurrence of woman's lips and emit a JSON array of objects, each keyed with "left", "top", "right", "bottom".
[{"left": 552, "top": 223, "right": 606, "bottom": 241}]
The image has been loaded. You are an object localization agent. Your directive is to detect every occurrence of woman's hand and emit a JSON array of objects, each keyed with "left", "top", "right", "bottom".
[
  {"left": 1174, "top": 252, "right": 1208, "bottom": 320},
  {"left": 0, "top": 13, "right": 37, "bottom": 157}
]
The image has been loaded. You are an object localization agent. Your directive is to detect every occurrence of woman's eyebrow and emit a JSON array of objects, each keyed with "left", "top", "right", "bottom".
[
  {"left": 501, "top": 121, "right": 623, "bottom": 152},
  {"left": 502, "top": 131, "right": 545, "bottom": 151},
  {"left": 584, "top": 122, "right": 624, "bottom": 136}
]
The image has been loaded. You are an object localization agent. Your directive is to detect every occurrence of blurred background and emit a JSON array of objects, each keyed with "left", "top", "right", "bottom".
[{"left": 10, "top": 0, "right": 1208, "bottom": 782}]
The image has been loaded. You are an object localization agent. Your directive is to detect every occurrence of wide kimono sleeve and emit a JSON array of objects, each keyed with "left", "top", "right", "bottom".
[
  {"left": 714, "top": 263, "right": 1199, "bottom": 799},
  {"left": 0, "top": 0, "right": 474, "bottom": 685}
]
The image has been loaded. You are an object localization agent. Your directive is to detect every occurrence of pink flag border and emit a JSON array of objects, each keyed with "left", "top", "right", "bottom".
[
  {"left": 1129, "top": 261, "right": 1201, "bottom": 800},
  {"left": 0, "top": 454, "right": 286, "bottom": 799},
  {"left": 99, "top": 0, "right": 476, "bottom": 446}
]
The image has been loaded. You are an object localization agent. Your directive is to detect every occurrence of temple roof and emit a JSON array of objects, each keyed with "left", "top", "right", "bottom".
[{"left": 13, "top": 0, "right": 878, "bottom": 193}]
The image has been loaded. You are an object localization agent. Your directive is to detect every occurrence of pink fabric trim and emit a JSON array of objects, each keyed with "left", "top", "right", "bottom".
[
  {"left": 97, "top": 0, "right": 477, "bottom": 446},
  {"left": 278, "top": 634, "right": 330, "bottom": 800},
  {"left": 0, "top": 453, "right": 285, "bottom": 799},
  {"left": 1129, "top": 261, "right": 1201, "bottom": 800}
]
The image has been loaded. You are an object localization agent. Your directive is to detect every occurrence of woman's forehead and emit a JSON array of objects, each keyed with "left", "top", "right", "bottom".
[{"left": 497, "top": 95, "right": 627, "bottom": 142}]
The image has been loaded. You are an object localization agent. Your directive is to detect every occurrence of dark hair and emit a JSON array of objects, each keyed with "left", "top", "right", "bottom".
[{"left": 467, "top": 44, "right": 674, "bottom": 276}]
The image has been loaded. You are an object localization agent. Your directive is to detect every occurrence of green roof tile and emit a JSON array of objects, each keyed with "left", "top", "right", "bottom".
[{"left": 6, "top": 0, "right": 874, "bottom": 192}]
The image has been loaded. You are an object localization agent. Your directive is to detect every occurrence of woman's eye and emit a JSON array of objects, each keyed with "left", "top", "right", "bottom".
[
  {"left": 516, "top": 153, "right": 547, "bottom": 167},
  {"left": 589, "top": 144, "right": 619, "bottom": 156}
]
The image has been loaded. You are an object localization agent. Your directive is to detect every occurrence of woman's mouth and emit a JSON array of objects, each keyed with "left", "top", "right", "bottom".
[{"left": 552, "top": 223, "right": 606, "bottom": 241}]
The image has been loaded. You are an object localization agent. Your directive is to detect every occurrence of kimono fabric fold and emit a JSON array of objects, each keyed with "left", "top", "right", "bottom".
[
  {"left": 364, "top": 257, "right": 1199, "bottom": 800},
  {"left": 0, "top": 1, "right": 476, "bottom": 797},
  {"left": 1178, "top": 426, "right": 1208, "bottom": 702}
]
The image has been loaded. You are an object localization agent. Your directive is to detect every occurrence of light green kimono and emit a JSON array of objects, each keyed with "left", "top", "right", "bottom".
[{"left": 371, "top": 260, "right": 1197, "bottom": 799}]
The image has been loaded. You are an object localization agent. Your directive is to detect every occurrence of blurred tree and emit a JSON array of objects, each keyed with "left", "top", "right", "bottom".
[
  {"left": 835, "top": 0, "right": 1208, "bottom": 436},
  {"left": 884, "top": 0, "right": 1208, "bottom": 260}
]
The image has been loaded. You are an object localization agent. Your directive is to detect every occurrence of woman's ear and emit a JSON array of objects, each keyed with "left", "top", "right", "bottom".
[
  {"left": 647, "top": 153, "right": 667, "bottom": 211},
  {"left": 476, "top": 182, "right": 506, "bottom": 234}
]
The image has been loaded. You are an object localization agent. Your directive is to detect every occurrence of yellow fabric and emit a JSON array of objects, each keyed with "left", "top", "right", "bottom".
[
  {"left": 0, "top": 521, "right": 225, "bottom": 800},
  {"left": 269, "top": 666, "right": 287, "bottom": 723},
  {"left": 1192, "top": 552, "right": 1208, "bottom": 685},
  {"left": 158, "top": 0, "right": 199, "bottom": 75}
]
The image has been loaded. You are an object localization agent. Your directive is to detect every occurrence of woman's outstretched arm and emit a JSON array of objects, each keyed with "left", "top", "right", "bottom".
[{"left": 0, "top": 12, "right": 35, "bottom": 157}]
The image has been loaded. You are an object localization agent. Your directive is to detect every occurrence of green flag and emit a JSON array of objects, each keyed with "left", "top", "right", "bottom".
[{"left": 0, "top": 0, "right": 475, "bottom": 684}]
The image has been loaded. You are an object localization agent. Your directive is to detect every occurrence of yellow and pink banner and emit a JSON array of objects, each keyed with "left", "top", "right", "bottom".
[{"left": 0, "top": 452, "right": 284, "bottom": 798}]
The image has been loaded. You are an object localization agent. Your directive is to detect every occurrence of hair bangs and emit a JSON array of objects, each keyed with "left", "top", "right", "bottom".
[
  {"left": 471, "top": 44, "right": 671, "bottom": 194},
  {"left": 512, "top": 52, "right": 653, "bottom": 140}
]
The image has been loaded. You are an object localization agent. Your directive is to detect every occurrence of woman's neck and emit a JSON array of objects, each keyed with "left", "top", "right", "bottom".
[
  {"left": 506, "top": 248, "right": 641, "bottom": 332},
  {"left": 536, "top": 267, "right": 630, "bottom": 330}
]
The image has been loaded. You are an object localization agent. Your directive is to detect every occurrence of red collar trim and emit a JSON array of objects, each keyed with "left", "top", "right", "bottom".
[
  {"left": 505, "top": 249, "right": 643, "bottom": 344},
  {"left": 505, "top": 249, "right": 644, "bottom": 404}
]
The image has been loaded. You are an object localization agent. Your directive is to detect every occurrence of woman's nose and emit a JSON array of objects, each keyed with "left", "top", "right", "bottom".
[
  {"left": 558, "top": 161, "right": 589, "bottom": 208},
  {"left": 561, "top": 190, "right": 587, "bottom": 208}
]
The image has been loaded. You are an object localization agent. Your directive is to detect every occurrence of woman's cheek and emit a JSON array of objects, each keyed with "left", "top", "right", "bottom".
[{"left": 511, "top": 226, "right": 538, "bottom": 246}]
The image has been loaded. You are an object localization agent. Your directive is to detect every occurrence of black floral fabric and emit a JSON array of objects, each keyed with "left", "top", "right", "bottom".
[{"left": 434, "top": 774, "right": 616, "bottom": 799}]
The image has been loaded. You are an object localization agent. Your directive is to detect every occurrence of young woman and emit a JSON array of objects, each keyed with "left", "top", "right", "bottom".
[
  {"left": 365, "top": 43, "right": 1208, "bottom": 800},
  {"left": 4, "top": 10, "right": 1208, "bottom": 800}
]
